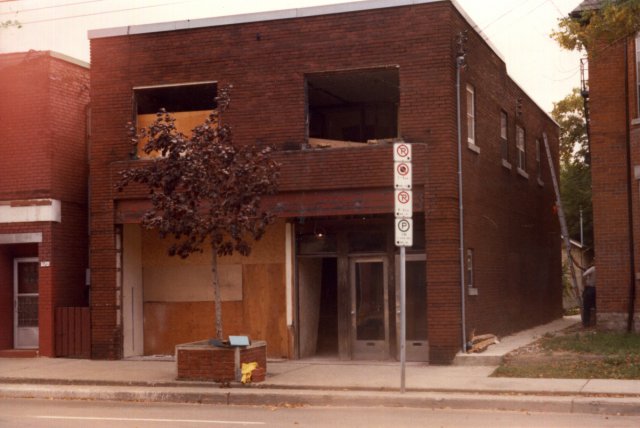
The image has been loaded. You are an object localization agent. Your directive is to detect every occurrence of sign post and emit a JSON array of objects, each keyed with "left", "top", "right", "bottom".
[{"left": 393, "top": 143, "right": 412, "bottom": 393}]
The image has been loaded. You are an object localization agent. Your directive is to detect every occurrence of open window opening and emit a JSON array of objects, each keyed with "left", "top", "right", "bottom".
[
  {"left": 133, "top": 82, "right": 217, "bottom": 158},
  {"left": 306, "top": 67, "right": 399, "bottom": 148}
]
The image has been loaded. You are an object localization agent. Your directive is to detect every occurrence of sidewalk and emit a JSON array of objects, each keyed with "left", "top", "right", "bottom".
[{"left": 1, "top": 316, "right": 639, "bottom": 415}]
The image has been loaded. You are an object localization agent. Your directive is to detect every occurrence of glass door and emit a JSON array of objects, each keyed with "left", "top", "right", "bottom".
[
  {"left": 14, "top": 258, "right": 39, "bottom": 349},
  {"left": 350, "top": 257, "right": 389, "bottom": 360}
]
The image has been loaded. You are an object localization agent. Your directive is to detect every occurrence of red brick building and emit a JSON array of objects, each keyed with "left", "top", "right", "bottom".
[
  {"left": 572, "top": 0, "right": 640, "bottom": 331},
  {"left": 88, "top": 0, "right": 561, "bottom": 364},
  {"left": 0, "top": 51, "right": 90, "bottom": 357}
]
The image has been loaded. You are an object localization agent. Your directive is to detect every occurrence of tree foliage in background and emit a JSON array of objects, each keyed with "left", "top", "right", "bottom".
[
  {"left": 552, "top": 89, "right": 593, "bottom": 253},
  {"left": 552, "top": 0, "right": 640, "bottom": 52},
  {"left": 118, "top": 86, "right": 280, "bottom": 339},
  {"left": 1, "top": 20, "right": 21, "bottom": 29}
]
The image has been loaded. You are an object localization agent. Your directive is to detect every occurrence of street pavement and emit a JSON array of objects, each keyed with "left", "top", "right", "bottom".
[{"left": 1, "top": 316, "right": 639, "bottom": 416}]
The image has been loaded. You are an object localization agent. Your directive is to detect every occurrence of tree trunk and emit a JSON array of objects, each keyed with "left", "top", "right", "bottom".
[{"left": 211, "top": 243, "right": 223, "bottom": 339}]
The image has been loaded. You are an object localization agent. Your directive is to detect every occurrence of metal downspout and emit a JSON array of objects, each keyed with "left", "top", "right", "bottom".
[{"left": 456, "top": 53, "right": 467, "bottom": 352}]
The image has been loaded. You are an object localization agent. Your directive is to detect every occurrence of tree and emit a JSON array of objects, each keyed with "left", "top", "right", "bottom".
[
  {"left": 118, "top": 86, "right": 280, "bottom": 339},
  {"left": 1, "top": 20, "right": 20, "bottom": 29},
  {"left": 552, "top": 89, "right": 593, "bottom": 252},
  {"left": 552, "top": 0, "right": 640, "bottom": 52}
]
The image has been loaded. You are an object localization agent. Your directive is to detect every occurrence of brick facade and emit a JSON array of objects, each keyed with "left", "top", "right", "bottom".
[
  {"left": 585, "top": 35, "right": 640, "bottom": 331},
  {"left": 0, "top": 52, "right": 89, "bottom": 356},
  {"left": 89, "top": 0, "right": 561, "bottom": 363}
]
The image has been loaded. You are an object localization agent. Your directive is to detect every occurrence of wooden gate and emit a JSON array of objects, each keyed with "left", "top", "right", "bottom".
[{"left": 55, "top": 307, "right": 91, "bottom": 358}]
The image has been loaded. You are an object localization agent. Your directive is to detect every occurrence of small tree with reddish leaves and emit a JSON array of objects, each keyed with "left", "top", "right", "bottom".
[{"left": 118, "top": 87, "right": 279, "bottom": 340}]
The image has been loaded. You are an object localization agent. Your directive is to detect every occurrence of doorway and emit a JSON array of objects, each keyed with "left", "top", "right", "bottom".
[
  {"left": 351, "top": 257, "right": 389, "bottom": 360},
  {"left": 14, "top": 257, "right": 39, "bottom": 349}
]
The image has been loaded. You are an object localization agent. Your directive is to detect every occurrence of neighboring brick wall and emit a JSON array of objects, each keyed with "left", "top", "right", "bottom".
[
  {"left": 0, "top": 52, "right": 89, "bottom": 355},
  {"left": 90, "top": 1, "right": 560, "bottom": 362},
  {"left": 587, "top": 38, "right": 640, "bottom": 331}
]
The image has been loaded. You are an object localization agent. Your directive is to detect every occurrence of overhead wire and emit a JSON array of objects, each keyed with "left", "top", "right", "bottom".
[{"left": 0, "top": 0, "right": 104, "bottom": 16}]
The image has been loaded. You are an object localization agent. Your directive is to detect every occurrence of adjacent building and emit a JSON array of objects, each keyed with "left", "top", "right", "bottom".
[
  {"left": 0, "top": 51, "right": 90, "bottom": 357},
  {"left": 572, "top": 0, "right": 640, "bottom": 331},
  {"left": 88, "top": 0, "right": 561, "bottom": 364}
]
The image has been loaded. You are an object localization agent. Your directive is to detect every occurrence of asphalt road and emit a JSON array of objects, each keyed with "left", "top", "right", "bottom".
[{"left": 1, "top": 398, "right": 639, "bottom": 427}]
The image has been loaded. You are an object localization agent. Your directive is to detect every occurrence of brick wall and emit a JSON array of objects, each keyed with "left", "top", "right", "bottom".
[
  {"left": 588, "top": 38, "right": 640, "bottom": 330},
  {"left": 0, "top": 52, "right": 89, "bottom": 355},
  {"left": 90, "top": 1, "right": 560, "bottom": 362}
]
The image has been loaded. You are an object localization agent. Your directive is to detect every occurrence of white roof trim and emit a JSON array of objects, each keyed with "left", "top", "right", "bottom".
[{"left": 88, "top": 0, "right": 444, "bottom": 39}]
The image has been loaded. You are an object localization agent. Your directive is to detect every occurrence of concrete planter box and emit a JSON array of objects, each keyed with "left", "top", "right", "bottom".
[{"left": 176, "top": 340, "right": 267, "bottom": 383}]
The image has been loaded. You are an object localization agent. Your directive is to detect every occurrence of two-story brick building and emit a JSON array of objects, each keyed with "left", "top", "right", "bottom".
[
  {"left": 88, "top": 0, "right": 561, "bottom": 364},
  {"left": 571, "top": 0, "right": 640, "bottom": 332},
  {"left": 0, "top": 51, "right": 90, "bottom": 357}
]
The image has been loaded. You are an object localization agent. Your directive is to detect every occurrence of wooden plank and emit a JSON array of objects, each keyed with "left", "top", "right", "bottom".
[
  {"left": 81, "top": 308, "right": 91, "bottom": 358},
  {"left": 55, "top": 307, "right": 62, "bottom": 357},
  {"left": 61, "top": 309, "right": 69, "bottom": 357},
  {"left": 73, "top": 307, "right": 82, "bottom": 357}
]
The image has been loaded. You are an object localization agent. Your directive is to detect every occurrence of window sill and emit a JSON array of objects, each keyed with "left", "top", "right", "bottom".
[
  {"left": 631, "top": 118, "right": 640, "bottom": 126},
  {"left": 517, "top": 167, "right": 529, "bottom": 179},
  {"left": 501, "top": 159, "right": 512, "bottom": 170},
  {"left": 467, "top": 142, "right": 481, "bottom": 154},
  {"left": 537, "top": 177, "right": 544, "bottom": 187},
  {"left": 468, "top": 287, "right": 479, "bottom": 296}
]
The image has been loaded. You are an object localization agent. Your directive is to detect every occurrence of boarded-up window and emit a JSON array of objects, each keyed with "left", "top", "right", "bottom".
[{"left": 134, "top": 82, "right": 217, "bottom": 158}]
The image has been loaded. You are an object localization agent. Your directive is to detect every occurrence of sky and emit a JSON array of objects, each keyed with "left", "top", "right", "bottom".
[{"left": 0, "top": 0, "right": 584, "bottom": 112}]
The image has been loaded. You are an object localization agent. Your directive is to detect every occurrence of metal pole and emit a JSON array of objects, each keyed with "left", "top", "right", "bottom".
[
  {"left": 456, "top": 51, "right": 467, "bottom": 354},
  {"left": 400, "top": 245, "right": 406, "bottom": 393}
]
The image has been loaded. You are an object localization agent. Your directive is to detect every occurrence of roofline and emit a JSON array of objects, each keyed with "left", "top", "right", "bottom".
[
  {"left": 86, "top": 0, "right": 556, "bottom": 125},
  {"left": 0, "top": 50, "right": 89, "bottom": 69}
]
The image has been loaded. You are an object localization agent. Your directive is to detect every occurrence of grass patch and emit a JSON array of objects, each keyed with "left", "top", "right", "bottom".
[{"left": 493, "top": 331, "right": 640, "bottom": 379}]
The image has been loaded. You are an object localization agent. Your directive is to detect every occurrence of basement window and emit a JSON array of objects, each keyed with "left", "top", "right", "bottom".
[
  {"left": 306, "top": 67, "right": 399, "bottom": 148},
  {"left": 133, "top": 82, "right": 217, "bottom": 158}
]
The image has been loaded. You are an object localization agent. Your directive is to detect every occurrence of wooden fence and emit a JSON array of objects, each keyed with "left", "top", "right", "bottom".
[{"left": 55, "top": 307, "right": 91, "bottom": 358}]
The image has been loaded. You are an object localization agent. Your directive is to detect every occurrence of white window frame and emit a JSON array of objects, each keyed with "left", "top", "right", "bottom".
[
  {"left": 500, "top": 111, "right": 511, "bottom": 169},
  {"left": 535, "top": 138, "right": 544, "bottom": 186},
  {"left": 466, "top": 84, "right": 479, "bottom": 153},
  {"left": 516, "top": 125, "right": 528, "bottom": 178},
  {"left": 466, "top": 248, "right": 478, "bottom": 296}
]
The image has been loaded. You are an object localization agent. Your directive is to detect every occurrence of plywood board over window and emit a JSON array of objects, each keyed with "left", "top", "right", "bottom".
[{"left": 133, "top": 82, "right": 217, "bottom": 159}]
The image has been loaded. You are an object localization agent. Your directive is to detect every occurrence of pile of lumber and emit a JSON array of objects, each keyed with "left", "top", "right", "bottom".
[{"left": 466, "top": 333, "right": 499, "bottom": 353}]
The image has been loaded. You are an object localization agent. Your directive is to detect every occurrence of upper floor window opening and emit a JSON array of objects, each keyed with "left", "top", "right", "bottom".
[
  {"left": 500, "top": 110, "right": 510, "bottom": 168},
  {"left": 466, "top": 84, "right": 479, "bottom": 153},
  {"left": 133, "top": 81, "right": 217, "bottom": 159},
  {"left": 306, "top": 67, "right": 399, "bottom": 148},
  {"left": 535, "top": 138, "right": 544, "bottom": 186},
  {"left": 516, "top": 125, "right": 528, "bottom": 178}
]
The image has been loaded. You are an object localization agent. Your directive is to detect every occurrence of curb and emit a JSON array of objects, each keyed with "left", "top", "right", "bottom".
[{"left": 2, "top": 383, "right": 640, "bottom": 416}]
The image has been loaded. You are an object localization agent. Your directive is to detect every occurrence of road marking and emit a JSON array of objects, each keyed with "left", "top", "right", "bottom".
[{"left": 34, "top": 415, "right": 265, "bottom": 425}]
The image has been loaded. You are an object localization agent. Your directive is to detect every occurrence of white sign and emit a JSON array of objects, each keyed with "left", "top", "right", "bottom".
[
  {"left": 395, "top": 190, "right": 413, "bottom": 218},
  {"left": 395, "top": 218, "right": 413, "bottom": 247},
  {"left": 393, "top": 143, "right": 412, "bottom": 162},
  {"left": 394, "top": 162, "right": 412, "bottom": 189}
]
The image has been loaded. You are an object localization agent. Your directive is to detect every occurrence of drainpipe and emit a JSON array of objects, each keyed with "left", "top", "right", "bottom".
[
  {"left": 624, "top": 39, "right": 637, "bottom": 332},
  {"left": 456, "top": 50, "right": 467, "bottom": 352}
]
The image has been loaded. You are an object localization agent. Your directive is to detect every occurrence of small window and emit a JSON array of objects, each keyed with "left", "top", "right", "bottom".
[
  {"left": 500, "top": 111, "right": 509, "bottom": 165},
  {"left": 535, "top": 139, "right": 543, "bottom": 184},
  {"left": 133, "top": 82, "right": 217, "bottom": 158},
  {"left": 466, "top": 85, "right": 476, "bottom": 148},
  {"left": 516, "top": 125, "right": 526, "bottom": 172},
  {"left": 466, "top": 248, "right": 477, "bottom": 295}
]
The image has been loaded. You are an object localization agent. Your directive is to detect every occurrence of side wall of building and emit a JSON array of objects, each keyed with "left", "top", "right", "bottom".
[
  {"left": 451, "top": 11, "right": 562, "bottom": 341},
  {"left": 589, "top": 38, "right": 640, "bottom": 330}
]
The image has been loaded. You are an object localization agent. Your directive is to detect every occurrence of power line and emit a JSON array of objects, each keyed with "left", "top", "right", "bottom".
[
  {"left": 12, "top": 0, "right": 205, "bottom": 25},
  {"left": 0, "top": 1, "right": 104, "bottom": 16},
  {"left": 478, "top": 0, "right": 537, "bottom": 32}
]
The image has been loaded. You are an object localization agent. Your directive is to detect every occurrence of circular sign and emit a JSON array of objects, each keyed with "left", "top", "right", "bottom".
[
  {"left": 396, "top": 144, "right": 409, "bottom": 158},
  {"left": 398, "top": 219, "right": 411, "bottom": 232},
  {"left": 397, "top": 191, "right": 411, "bottom": 204},
  {"left": 397, "top": 163, "right": 409, "bottom": 176}
]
